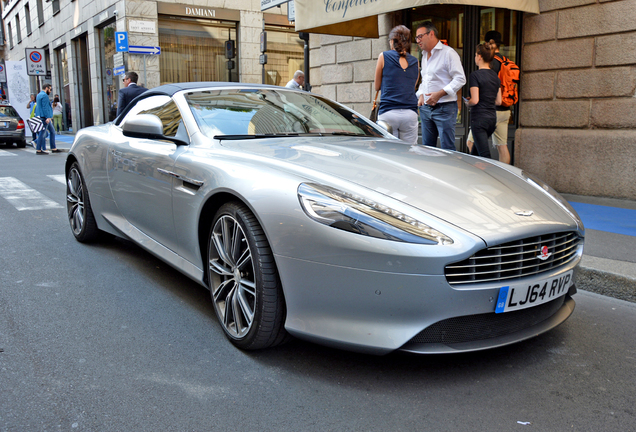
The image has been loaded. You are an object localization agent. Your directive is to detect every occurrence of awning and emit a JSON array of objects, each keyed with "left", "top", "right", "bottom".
[{"left": 295, "top": 0, "right": 540, "bottom": 38}]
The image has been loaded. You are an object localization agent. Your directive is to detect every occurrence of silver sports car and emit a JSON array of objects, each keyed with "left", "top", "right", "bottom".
[{"left": 65, "top": 83, "right": 584, "bottom": 355}]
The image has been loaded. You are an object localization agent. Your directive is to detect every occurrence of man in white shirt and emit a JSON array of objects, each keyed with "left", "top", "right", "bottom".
[
  {"left": 415, "top": 22, "right": 466, "bottom": 150},
  {"left": 285, "top": 70, "right": 305, "bottom": 90}
]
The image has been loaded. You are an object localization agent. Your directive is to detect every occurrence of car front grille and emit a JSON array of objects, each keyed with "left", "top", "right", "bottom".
[
  {"left": 406, "top": 295, "right": 567, "bottom": 345},
  {"left": 445, "top": 231, "right": 582, "bottom": 286}
]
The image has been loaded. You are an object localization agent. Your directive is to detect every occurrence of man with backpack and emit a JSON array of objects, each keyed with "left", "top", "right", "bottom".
[{"left": 484, "top": 30, "right": 519, "bottom": 164}]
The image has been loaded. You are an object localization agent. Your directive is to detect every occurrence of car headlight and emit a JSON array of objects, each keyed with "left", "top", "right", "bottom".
[
  {"left": 298, "top": 183, "right": 453, "bottom": 245},
  {"left": 522, "top": 171, "right": 583, "bottom": 227}
]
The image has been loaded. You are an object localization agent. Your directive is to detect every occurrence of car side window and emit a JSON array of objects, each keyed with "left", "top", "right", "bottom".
[
  {"left": 120, "top": 95, "right": 171, "bottom": 125},
  {"left": 139, "top": 100, "right": 183, "bottom": 138}
]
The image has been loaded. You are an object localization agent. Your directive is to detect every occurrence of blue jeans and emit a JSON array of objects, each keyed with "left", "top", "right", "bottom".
[
  {"left": 419, "top": 102, "right": 458, "bottom": 150},
  {"left": 36, "top": 118, "right": 56, "bottom": 151}
]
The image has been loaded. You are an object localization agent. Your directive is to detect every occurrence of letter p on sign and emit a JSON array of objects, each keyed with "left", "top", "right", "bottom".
[{"left": 115, "top": 32, "right": 129, "bottom": 52}]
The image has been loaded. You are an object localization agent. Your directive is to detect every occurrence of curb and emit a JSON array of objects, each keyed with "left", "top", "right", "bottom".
[{"left": 576, "top": 256, "right": 636, "bottom": 303}]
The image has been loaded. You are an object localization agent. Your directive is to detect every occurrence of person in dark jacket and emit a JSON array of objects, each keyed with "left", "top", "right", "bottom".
[{"left": 117, "top": 72, "right": 148, "bottom": 117}]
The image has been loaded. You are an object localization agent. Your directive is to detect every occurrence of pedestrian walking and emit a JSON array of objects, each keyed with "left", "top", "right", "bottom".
[
  {"left": 415, "top": 21, "right": 466, "bottom": 150},
  {"left": 26, "top": 94, "right": 37, "bottom": 143},
  {"left": 373, "top": 25, "right": 419, "bottom": 144},
  {"left": 52, "top": 97, "right": 63, "bottom": 132},
  {"left": 35, "top": 84, "right": 60, "bottom": 154}
]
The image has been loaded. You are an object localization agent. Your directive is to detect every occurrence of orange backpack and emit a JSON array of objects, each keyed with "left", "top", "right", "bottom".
[{"left": 494, "top": 53, "right": 520, "bottom": 108}]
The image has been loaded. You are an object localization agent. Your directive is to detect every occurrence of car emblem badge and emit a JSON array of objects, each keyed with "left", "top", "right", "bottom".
[
  {"left": 537, "top": 245, "right": 552, "bottom": 261},
  {"left": 515, "top": 210, "right": 534, "bottom": 217}
]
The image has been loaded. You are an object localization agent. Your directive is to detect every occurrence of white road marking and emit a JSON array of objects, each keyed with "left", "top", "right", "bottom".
[
  {"left": 0, "top": 148, "right": 18, "bottom": 157},
  {"left": 48, "top": 174, "right": 66, "bottom": 185},
  {"left": 0, "top": 177, "right": 63, "bottom": 211}
]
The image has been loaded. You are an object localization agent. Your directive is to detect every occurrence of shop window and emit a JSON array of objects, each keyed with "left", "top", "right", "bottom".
[
  {"left": 263, "top": 25, "right": 304, "bottom": 87},
  {"left": 99, "top": 23, "right": 117, "bottom": 122},
  {"left": 479, "top": 7, "right": 518, "bottom": 63},
  {"left": 56, "top": 46, "right": 72, "bottom": 131},
  {"left": 158, "top": 19, "right": 238, "bottom": 85}
]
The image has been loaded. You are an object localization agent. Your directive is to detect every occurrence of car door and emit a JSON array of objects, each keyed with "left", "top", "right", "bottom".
[{"left": 108, "top": 95, "right": 189, "bottom": 252}]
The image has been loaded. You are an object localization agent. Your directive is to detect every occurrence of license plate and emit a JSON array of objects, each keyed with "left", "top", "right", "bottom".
[
  {"left": 495, "top": 270, "right": 573, "bottom": 314},
  {"left": 0, "top": 122, "right": 7, "bottom": 128}
]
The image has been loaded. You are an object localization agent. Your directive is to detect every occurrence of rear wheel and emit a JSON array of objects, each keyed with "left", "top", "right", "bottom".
[
  {"left": 16, "top": 140, "right": 26, "bottom": 148},
  {"left": 66, "top": 162, "right": 99, "bottom": 242},
  {"left": 207, "top": 202, "right": 287, "bottom": 350}
]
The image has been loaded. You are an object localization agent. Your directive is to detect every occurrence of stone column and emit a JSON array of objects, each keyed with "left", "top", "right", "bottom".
[{"left": 516, "top": 0, "right": 636, "bottom": 199}]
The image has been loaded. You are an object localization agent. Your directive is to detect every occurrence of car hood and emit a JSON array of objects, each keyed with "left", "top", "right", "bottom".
[{"left": 219, "top": 137, "right": 579, "bottom": 246}]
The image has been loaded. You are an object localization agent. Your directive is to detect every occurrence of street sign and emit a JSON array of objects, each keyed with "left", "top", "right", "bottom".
[
  {"left": 114, "top": 65, "right": 125, "bottom": 76},
  {"left": 128, "top": 45, "right": 161, "bottom": 55},
  {"left": 115, "top": 32, "right": 129, "bottom": 52},
  {"left": 25, "top": 48, "right": 47, "bottom": 76},
  {"left": 261, "top": 0, "right": 288, "bottom": 11},
  {"left": 0, "top": 64, "right": 6, "bottom": 83},
  {"left": 113, "top": 52, "right": 124, "bottom": 68}
]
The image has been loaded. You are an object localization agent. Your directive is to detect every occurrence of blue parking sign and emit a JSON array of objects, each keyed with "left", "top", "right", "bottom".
[{"left": 115, "top": 32, "right": 129, "bottom": 52}]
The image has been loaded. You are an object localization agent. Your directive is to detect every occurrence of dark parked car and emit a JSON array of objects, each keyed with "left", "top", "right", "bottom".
[{"left": 0, "top": 104, "right": 27, "bottom": 148}]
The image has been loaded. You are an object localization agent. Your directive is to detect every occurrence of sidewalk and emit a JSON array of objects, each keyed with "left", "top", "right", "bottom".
[{"left": 562, "top": 193, "right": 636, "bottom": 303}]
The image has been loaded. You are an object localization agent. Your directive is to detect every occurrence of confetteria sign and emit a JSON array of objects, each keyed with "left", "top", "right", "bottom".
[{"left": 294, "top": 0, "right": 540, "bottom": 35}]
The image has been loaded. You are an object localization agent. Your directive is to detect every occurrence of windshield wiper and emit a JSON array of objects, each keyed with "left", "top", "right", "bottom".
[
  {"left": 214, "top": 133, "right": 301, "bottom": 140},
  {"left": 327, "top": 132, "right": 367, "bottom": 136}
]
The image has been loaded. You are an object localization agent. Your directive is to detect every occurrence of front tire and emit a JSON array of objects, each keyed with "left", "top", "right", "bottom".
[
  {"left": 66, "top": 162, "right": 99, "bottom": 243},
  {"left": 207, "top": 202, "right": 287, "bottom": 350}
]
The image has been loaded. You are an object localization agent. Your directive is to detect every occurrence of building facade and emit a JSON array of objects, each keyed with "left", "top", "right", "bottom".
[
  {"left": 1, "top": 0, "right": 300, "bottom": 129},
  {"left": 2, "top": 0, "right": 636, "bottom": 200}
]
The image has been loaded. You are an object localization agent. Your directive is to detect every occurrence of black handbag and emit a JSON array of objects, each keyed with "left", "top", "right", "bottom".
[{"left": 369, "top": 91, "right": 379, "bottom": 122}]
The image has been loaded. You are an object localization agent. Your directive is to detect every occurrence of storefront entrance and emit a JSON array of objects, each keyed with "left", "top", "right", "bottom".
[{"left": 407, "top": 5, "right": 521, "bottom": 157}]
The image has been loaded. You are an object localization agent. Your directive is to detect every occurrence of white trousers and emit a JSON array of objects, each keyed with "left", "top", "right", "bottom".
[{"left": 378, "top": 109, "right": 419, "bottom": 144}]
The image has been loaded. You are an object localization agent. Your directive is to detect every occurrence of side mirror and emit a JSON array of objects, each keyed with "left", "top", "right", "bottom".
[
  {"left": 122, "top": 114, "right": 164, "bottom": 138},
  {"left": 376, "top": 120, "right": 393, "bottom": 135},
  {"left": 122, "top": 114, "right": 188, "bottom": 146}
]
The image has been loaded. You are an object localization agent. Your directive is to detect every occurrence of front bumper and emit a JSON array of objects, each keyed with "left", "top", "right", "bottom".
[{"left": 276, "top": 254, "right": 580, "bottom": 355}]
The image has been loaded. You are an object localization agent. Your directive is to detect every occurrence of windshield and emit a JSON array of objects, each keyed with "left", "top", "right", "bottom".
[{"left": 184, "top": 89, "right": 385, "bottom": 139}]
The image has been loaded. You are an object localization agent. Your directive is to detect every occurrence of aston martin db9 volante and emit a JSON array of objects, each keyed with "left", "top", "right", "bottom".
[{"left": 65, "top": 83, "right": 584, "bottom": 354}]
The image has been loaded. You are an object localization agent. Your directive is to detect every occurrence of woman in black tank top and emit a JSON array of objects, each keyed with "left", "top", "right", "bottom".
[{"left": 465, "top": 42, "right": 502, "bottom": 159}]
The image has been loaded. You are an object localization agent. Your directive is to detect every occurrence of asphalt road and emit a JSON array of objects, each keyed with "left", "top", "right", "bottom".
[{"left": 1, "top": 145, "right": 635, "bottom": 431}]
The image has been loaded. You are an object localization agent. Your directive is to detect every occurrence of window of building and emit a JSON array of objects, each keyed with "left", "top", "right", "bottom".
[
  {"left": 25, "top": 3, "right": 32, "bottom": 35},
  {"left": 263, "top": 25, "right": 304, "bottom": 87},
  {"left": 36, "top": 0, "right": 44, "bottom": 27},
  {"left": 7, "top": 22, "right": 13, "bottom": 49},
  {"left": 52, "top": 0, "right": 60, "bottom": 15},
  {"left": 158, "top": 18, "right": 238, "bottom": 84},
  {"left": 15, "top": 13, "right": 21, "bottom": 43}
]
